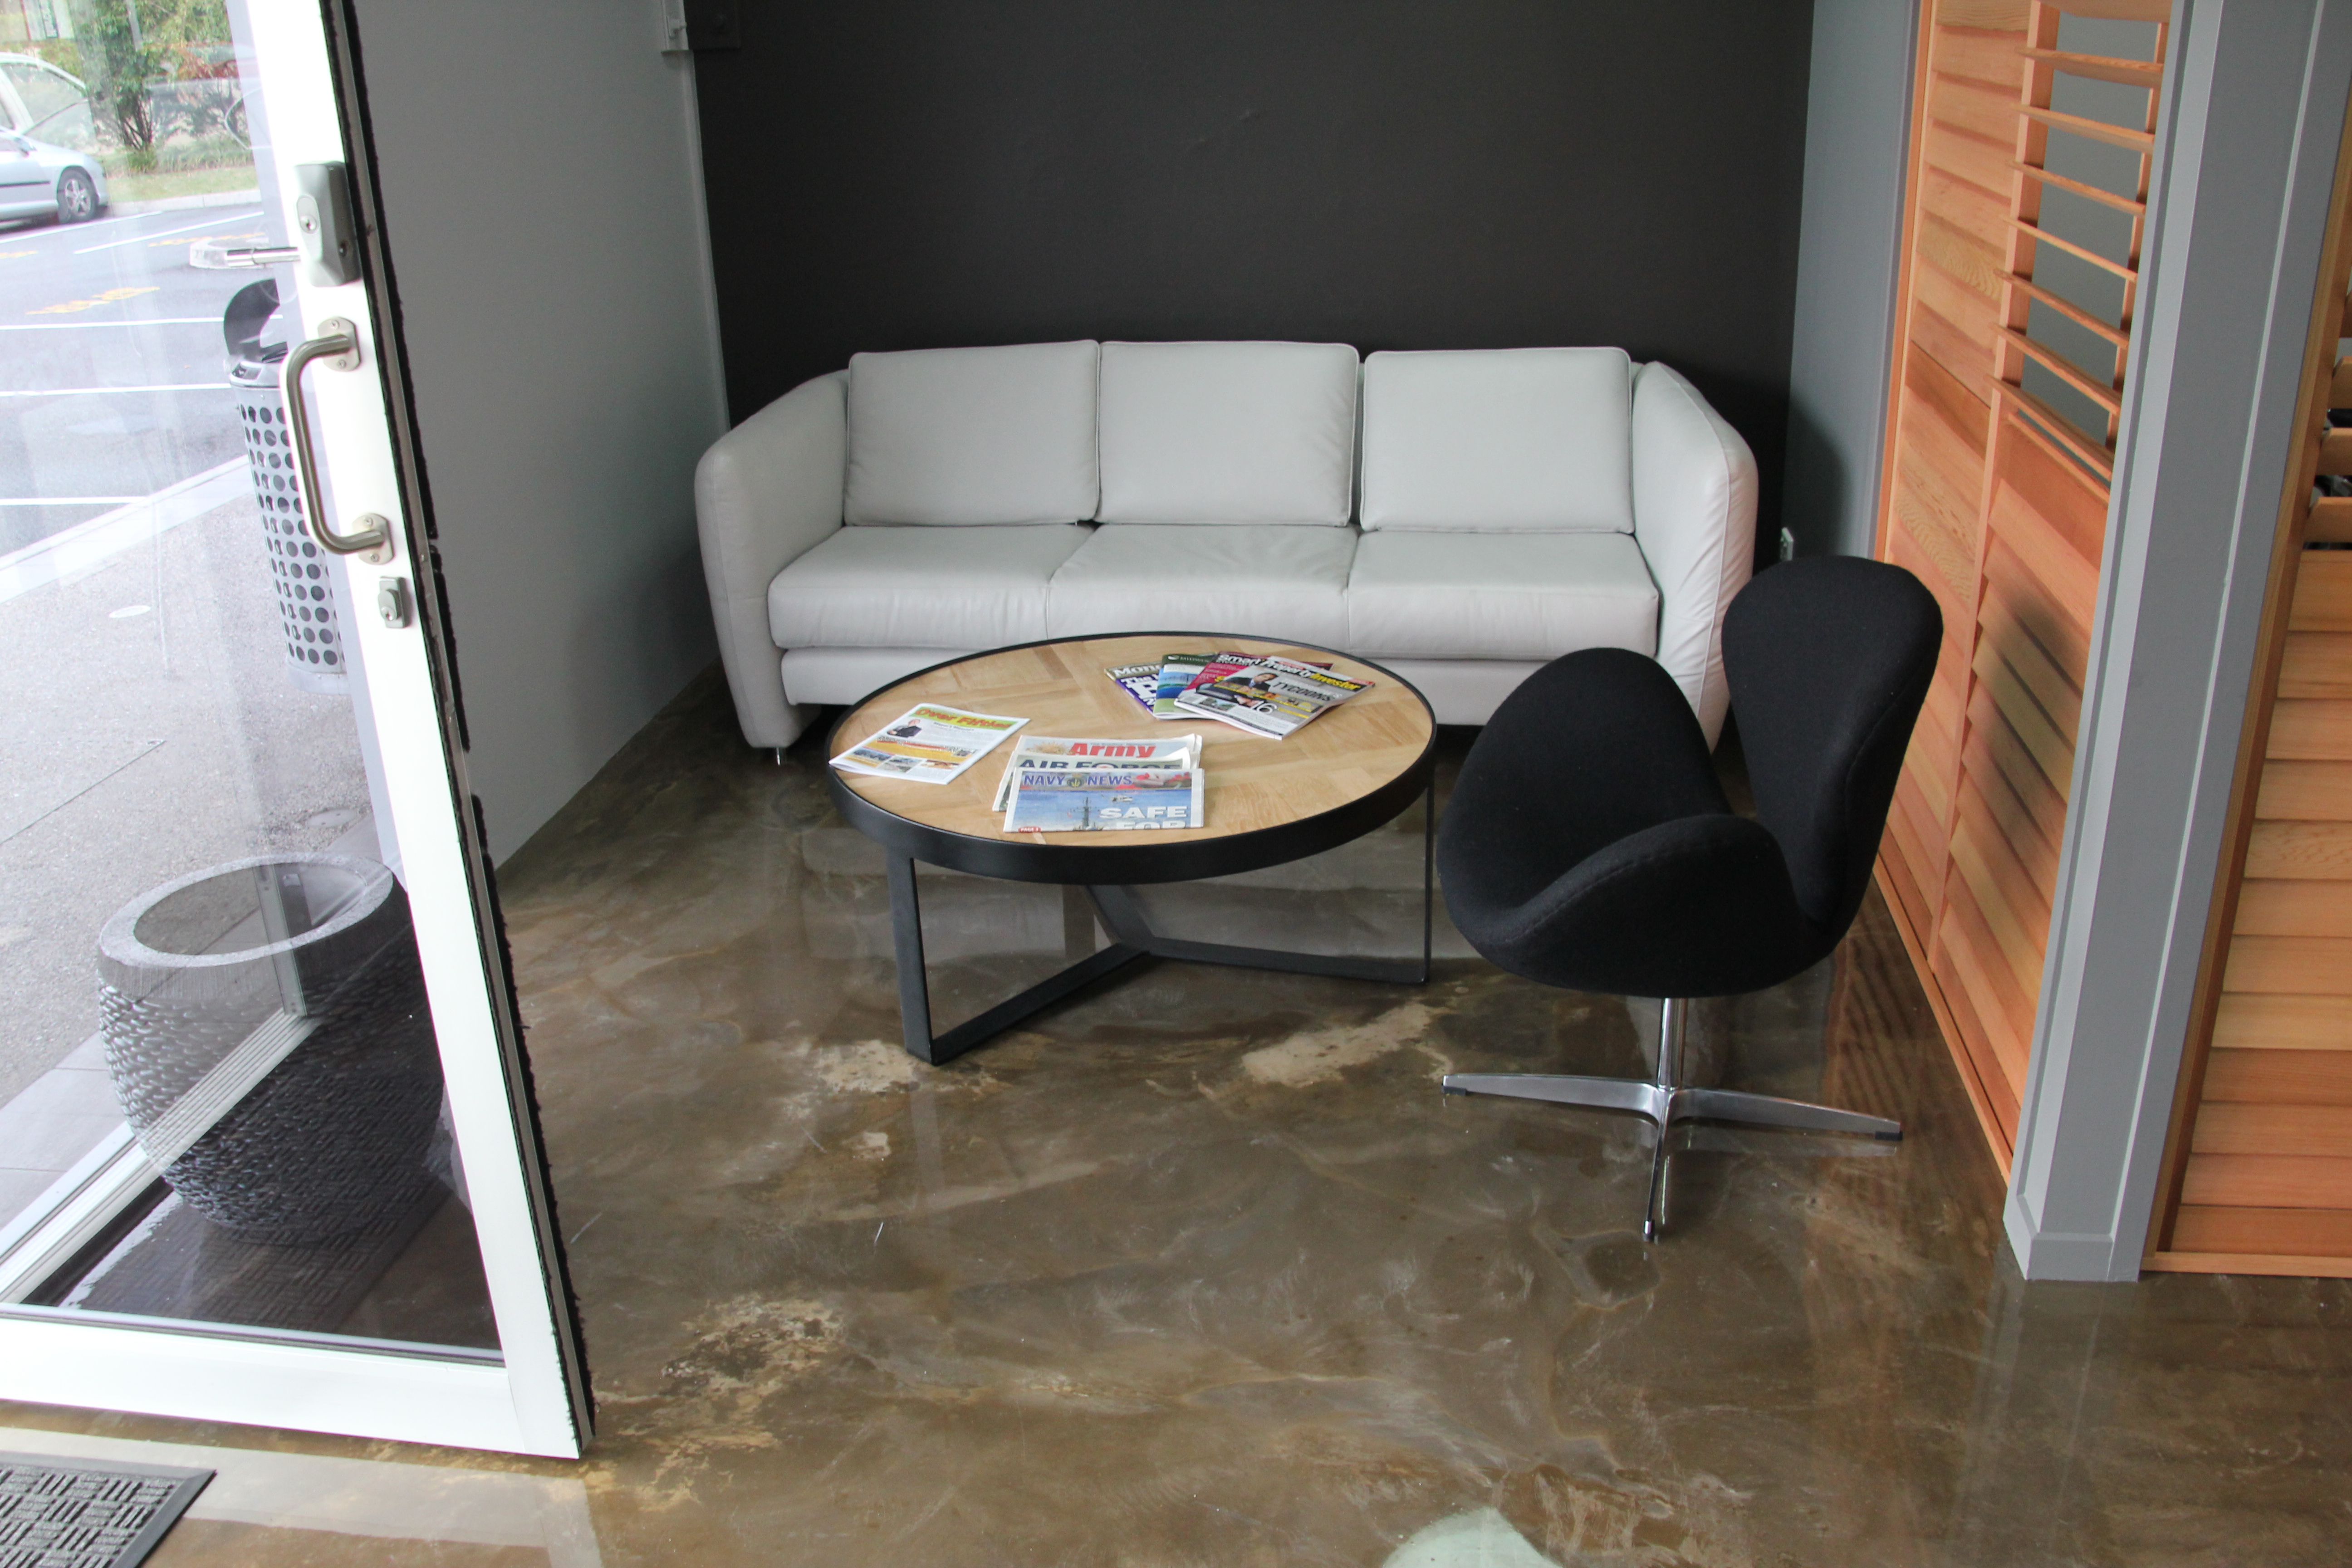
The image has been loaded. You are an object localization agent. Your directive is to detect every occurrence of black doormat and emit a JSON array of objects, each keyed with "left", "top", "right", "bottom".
[{"left": 0, "top": 1452, "right": 211, "bottom": 1568}]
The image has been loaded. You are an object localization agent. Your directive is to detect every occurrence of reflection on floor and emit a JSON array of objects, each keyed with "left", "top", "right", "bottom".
[{"left": 6, "top": 667, "right": 2352, "bottom": 1566}]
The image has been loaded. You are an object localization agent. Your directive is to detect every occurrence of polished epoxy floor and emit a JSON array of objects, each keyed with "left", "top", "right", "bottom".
[{"left": 5, "top": 670, "right": 2349, "bottom": 1566}]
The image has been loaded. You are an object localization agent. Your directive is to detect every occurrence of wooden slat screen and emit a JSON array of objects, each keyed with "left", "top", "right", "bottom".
[
  {"left": 2147, "top": 115, "right": 2352, "bottom": 1273},
  {"left": 1873, "top": 0, "right": 2170, "bottom": 1171}
]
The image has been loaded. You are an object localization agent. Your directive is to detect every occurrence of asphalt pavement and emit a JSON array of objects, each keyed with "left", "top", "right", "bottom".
[
  {"left": 0, "top": 195, "right": 272, "bottom": 556},
  {"left": 0, "top": 191, "right": 375, "bottom": 1113}
]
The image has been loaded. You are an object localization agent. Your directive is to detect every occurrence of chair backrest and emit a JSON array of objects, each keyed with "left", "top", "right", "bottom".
[{"left": 1722, "top": 556, "right": 1941, "bottom": 939}]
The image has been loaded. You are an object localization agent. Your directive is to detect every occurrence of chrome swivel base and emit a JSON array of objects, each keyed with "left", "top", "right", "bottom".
[{"left": 1441, "top": 996, "right": 1901, "bottom": 1240}]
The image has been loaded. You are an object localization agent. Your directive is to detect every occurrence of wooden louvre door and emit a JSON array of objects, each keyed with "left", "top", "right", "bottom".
[
  {"left": 1872, "top": 0, "right": 2169, "bottom": 1170},
  {"left": 2145, "top": 92, "right": 2352, "bottom": 1279}
]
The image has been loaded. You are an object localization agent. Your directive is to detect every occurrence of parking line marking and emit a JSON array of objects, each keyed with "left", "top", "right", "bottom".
[
  {"left": 29, "top": 285, "right": 159, "bottom": 315},
  {"left": 73, "top": 209, "right": 263, "bottom": 255},
  {"left": 0, "top": 383, "right": 232, "bottom": 396},
  {"left": 0, "top": 196, "right": 262, "bottom": 245}
]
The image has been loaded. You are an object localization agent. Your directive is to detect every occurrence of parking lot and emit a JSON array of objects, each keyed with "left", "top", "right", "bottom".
[
  {"left": 0, "top": 195, "right": 268, "bottom": 557},
  {"left": 0, "top": 190, "right": 373, "bottom": 1142}
]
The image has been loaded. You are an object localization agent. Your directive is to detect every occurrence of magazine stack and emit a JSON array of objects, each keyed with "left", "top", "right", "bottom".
[{"left": 1105, "top": 650, "right": 1372, "bottom": 739}]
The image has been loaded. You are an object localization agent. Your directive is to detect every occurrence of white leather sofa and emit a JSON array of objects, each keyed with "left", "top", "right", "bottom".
[{"left": 696, "top": 339, "right": 1756, "bottom": 750}]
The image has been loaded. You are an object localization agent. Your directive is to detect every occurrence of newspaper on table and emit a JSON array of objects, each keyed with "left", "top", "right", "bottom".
[
  {"left": 1004, "top": 766, "right": 1203, "bottom": 832},
  {"left": 828, "top": 703, "right": 1027, "bottom": 785},
  {"left": 1149, "top": 653, "right": 1212, "bottom": 720},
  {"left": 1104, "top": 662, "right": 1162, "bottom": 715},
  {"left": 990, "top": 734, "right": 1203, "bottom": 812},
  {"left": 1173, "top": 654, "right": 1370, "bottom": 739}
]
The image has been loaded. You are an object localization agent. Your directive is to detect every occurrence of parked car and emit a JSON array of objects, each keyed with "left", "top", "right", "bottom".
[
  {"left": 0, "top": 53, "right": 96, "bottom": 149},
  {"left": 0, "top": 129, "right": 105, "bottom": 223}
]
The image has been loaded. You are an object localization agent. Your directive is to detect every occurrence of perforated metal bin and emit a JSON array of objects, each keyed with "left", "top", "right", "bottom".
[{"left": 226, "top": 279, "right": 351, "bottom": 696}]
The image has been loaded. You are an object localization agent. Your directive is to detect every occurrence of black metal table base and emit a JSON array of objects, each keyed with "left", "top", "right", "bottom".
[{"left": 884, "top": 794, "right": 1434, "bottom": 1065}]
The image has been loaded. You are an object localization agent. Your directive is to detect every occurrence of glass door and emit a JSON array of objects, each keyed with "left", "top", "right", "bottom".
[{"left": 0, "top": 0, "right": 586, "bottom": 1456}]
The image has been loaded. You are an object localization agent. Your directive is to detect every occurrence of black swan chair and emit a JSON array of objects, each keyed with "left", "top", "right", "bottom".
[{"left": 1437, "top": 555, "right": 1941, "bottom": 1238}]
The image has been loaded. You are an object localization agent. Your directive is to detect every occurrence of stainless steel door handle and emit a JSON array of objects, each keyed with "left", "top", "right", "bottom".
[{"left": 282, "top": 316, "right": 393, "bottom": 564}]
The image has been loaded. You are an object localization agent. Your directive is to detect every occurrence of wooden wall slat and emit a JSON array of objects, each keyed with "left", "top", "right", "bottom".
[
  {"left": 1985, "top": 475, "right": 2101, "bottom": 630},
  {"left": 1968, "top": 680, "right": 2071, "bottom": 827},
  {"left": 1925, "top": 128, "right": 2018, "bottom": 209},
  {"left": 1932, "top": 69, "right": 2025, "bottom": 146},
  {"left": 2277, "top": 631, "right": 2352, "bottom": 698},
  {"left": 2204, "top": 1047, "right": 2352, "bottom": 1103},
  {"left": 1966, "top": 732, "right": 2063, "bottom": 906},
  {"left": 2190, "top": 1102, "right": 2352, "bottom": 1156},
  {"left": 1980, "top": 593, "right": 2086, "bottom": 737},
  {"left": 1919, "top": 164, "right": 2014, "bottom": 252},
  {"left": 1951, "top": 778, "right": 2055, "bottom": 988},
  {"left": 2255, "top": 759, "right": 2352, "bottom": 818},
  {"left": 2289, "top": 554, "right": 2352, "bottom": 630},
  {"left": 1934, "top": 21, "right": 2032, "bottom": 84},
  {"left": 2233, "top": 878, "right": 2352, "bottom": 937},
  {"left": 1931, "top": 927, "right": 2025, "bottom": 1142},
  {"left": 2266, "top": 700, "right": 2352, "bottom": 761},
  {"left": 2224, "top": 936, "right": 2352, "bottom": 994},
  {"left": 2243, "top": 822, "right": 2352, "bottom": 880},
  {"left": 1977, "top": 641, "right": 2078, "bottom": 785},
  {"left": 1939, "top": 882, "right": 2038, "bottom": 1076},
  {"left": 1984, "top": 534, "right": 2091, "bottom": 676},
  {"left": 2170, "top": 1205, "right": 2352, "bottom": 1256},
  {"left": 2213, "top": 993, "right": 2352, "bottom": 1050},
  {"left": 2181, "top": 1153, "right": 2352, "bottom": 1210}
]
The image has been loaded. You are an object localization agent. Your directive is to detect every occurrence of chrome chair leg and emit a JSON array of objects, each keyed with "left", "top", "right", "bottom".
[{"left": 1441, "top": 995, "right": 1900, "bottom": 1238}]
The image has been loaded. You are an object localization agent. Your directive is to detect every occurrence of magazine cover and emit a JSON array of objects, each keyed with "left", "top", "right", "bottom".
[
  {"left": 1162, "top": 652, "right": 1339, "bottom": 735},
  {"left": 1105, "top": 663, "right": 1162, "bottom": 714},
  {"left": 1173, "top": 656, "right": 1369, "bottom": 739},
  {"left": 989, "top": 735, "right": 1203, "bottom": 812},
  {"left": 1149, "top": 653, "right": 1212, "bottom": 719},
  {"left": 1003, "top": 767, "right": 1202, "bottom": 832},
  {"left": 828, "top": 703, "right": 1028, "bottom": 784}
]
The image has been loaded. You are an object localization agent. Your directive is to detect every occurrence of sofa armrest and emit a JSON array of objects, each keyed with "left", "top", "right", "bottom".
[
  {"left": 695, "top": 371, "right": 847, "bottom": 747},
  {"left": 1631, "top": 363, "right": 1757, "bottom": 746}
]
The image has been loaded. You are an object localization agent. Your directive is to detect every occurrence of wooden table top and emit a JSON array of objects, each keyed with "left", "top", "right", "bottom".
[{"left": 830, "top": 635, "right": 1435, "bottom": 853}]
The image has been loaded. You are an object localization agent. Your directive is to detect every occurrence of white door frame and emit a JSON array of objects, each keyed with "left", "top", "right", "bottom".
[{"left": 0, "top": 0, "right": 588, "bottom": 1457}]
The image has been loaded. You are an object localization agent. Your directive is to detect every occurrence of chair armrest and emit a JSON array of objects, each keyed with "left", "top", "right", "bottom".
[
  {"left": 695, "top": 371, "right": 846, "bottom": 747},
  {"left": 1630, "top": 363, "right": 1757, "bottom": 746}
]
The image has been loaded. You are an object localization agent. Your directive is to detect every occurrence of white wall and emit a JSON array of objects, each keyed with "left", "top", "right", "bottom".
[
  {"left": 350, "top": 0, "right": 727, "bottom": 861},
  {"left": 1780, "top": 0, "right": 1916, "bottom": 559}
]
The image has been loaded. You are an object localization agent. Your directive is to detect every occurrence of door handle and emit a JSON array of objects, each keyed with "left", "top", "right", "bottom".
[{"left": 282, "top": 316, "right": 393, "bottom": 565}]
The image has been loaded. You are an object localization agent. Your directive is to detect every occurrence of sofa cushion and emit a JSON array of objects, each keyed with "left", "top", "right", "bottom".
[
  {"left": 1096, "top": 341, "right": 1358, "bottom": 525},
  {"left": 1345, "top": 530, "right": 1658, "bottom": 661},
  {"left": 1045, "top": 524, "right": 1356, "bottom": 645},
  {"left": 1359, "top": 348, "right": 1634, "bottom": 532},
  {"left": 845, "top": 341, "right": 1099, "bottom": 525},
  {"left": 769, "top": 523, "right": 1092, "bottom": 649}
]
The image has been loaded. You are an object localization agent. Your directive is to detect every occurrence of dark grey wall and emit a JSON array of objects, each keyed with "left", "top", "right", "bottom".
[{"left": 692, "top": 1, "right": 1815, "bottom": 540}]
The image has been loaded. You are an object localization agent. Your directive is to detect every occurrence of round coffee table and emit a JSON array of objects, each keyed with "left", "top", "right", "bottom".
[{"left": 827, "top": 633, "right": 1437, "bottom": 1063}]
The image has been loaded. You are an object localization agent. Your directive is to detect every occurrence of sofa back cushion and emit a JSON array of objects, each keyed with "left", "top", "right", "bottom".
[
  {"left": 1095, "top": 341, "right": 1358, "bottom": 525},
  {"left": 1359, "top": 348, "right": 1634, "bottom": 532},
  {"left": 845, "top": 340, "right": 1099, "bottom": 525}
]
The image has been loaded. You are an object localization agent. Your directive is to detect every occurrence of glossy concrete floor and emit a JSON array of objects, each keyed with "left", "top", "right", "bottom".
[{"left": 5, "top": 670, "right": 2349, "bottom": 1567}]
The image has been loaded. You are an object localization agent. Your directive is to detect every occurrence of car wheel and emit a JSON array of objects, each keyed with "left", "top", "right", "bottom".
[{"left": 55, "top": 169, "right": 97, "bottom": 224}]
